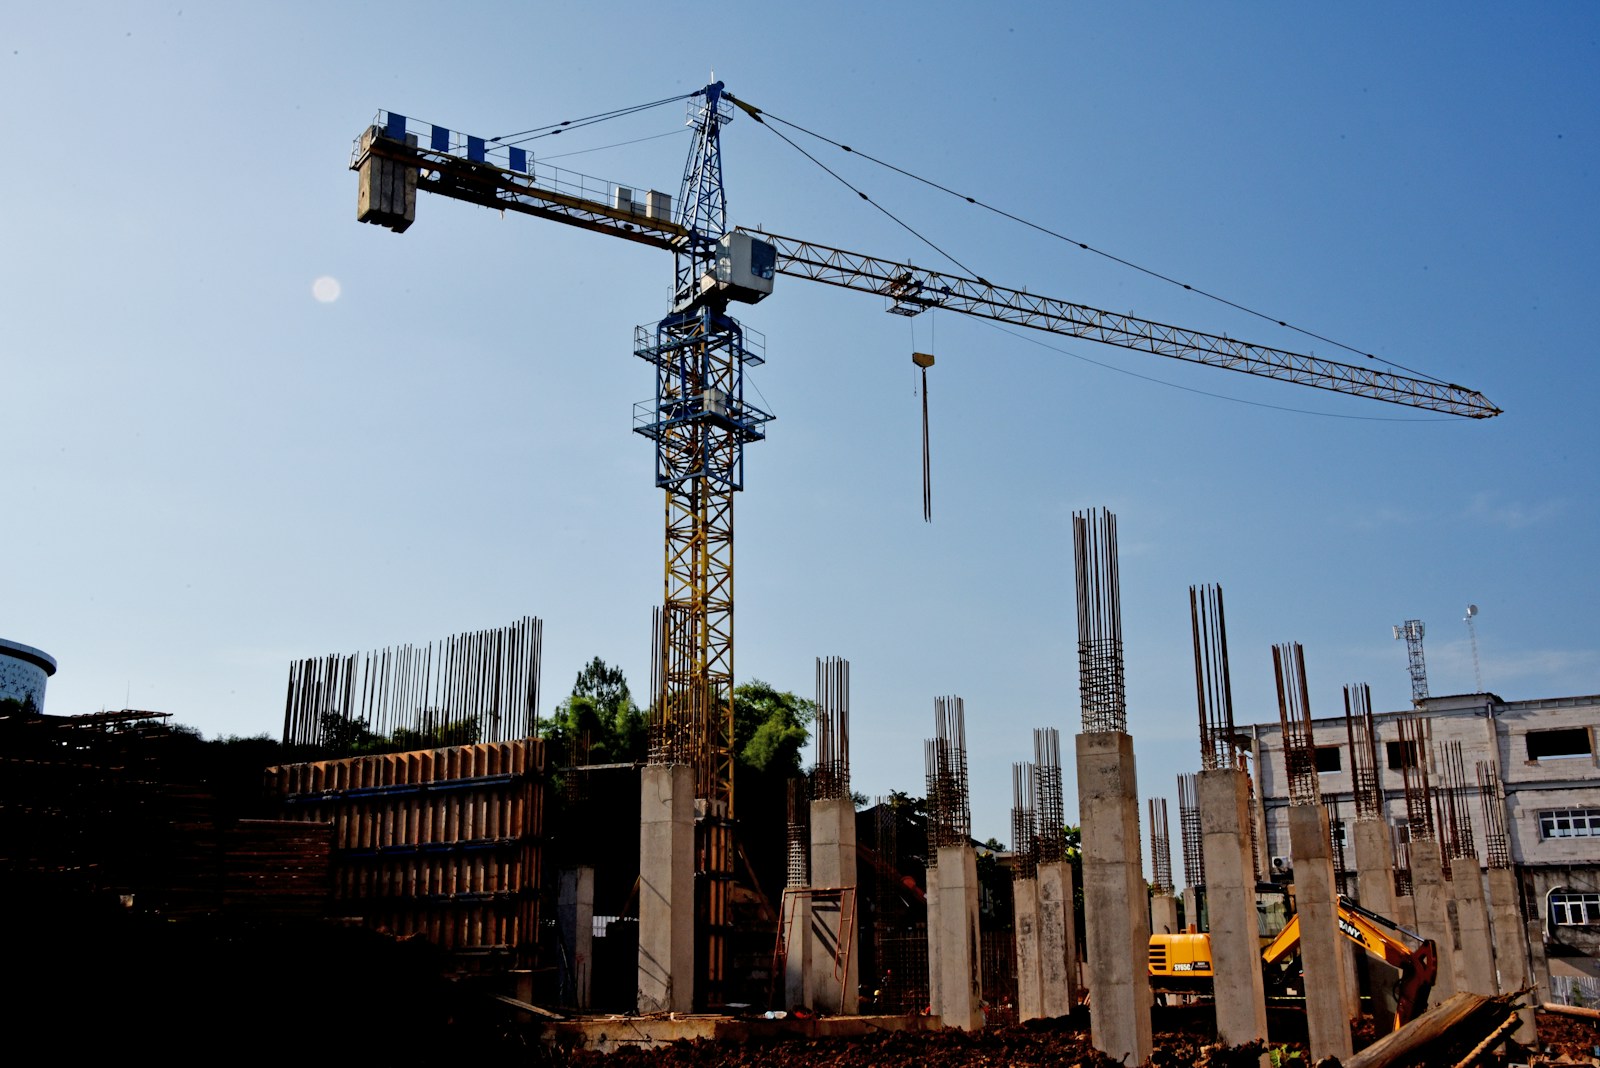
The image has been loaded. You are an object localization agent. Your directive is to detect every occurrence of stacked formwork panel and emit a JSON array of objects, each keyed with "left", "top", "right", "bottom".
[{"left": 267, "top": 738, "right": 545, "bottom": 969}]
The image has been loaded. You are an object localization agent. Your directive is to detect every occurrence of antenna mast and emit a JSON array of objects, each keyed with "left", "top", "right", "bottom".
[
  {"left": 1465, "top": 604, "right": 1484, "bottom": 693},
  {"left": 1393, "top": 619, "right": 1428, "bottom": 707}
]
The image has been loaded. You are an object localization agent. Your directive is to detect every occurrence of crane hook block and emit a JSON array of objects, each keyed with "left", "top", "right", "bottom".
[
  {"left": 912, "top": 352, "right": 935, "bottom": 369},
  {"left": 356, "top": 124, "right": 418, "bottom": 234}
]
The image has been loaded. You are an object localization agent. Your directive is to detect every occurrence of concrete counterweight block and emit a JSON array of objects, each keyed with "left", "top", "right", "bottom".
[{"left": 1076, "top": 731, "right": 1152, "bottom": 1065}]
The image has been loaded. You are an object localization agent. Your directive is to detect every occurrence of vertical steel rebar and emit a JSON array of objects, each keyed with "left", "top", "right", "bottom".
[
  {"left": 1148, "top": 797, "right": 1174, "bottom": 896},
  {"left": 1074, "top": 508, "right": 1127, "bottom": 734},
  {"left": 1272, "top": 642, "right": 1320, "bottom": 807},
  {"left": 1178, "top": 772, "right": 1205, "bottom": 889}
]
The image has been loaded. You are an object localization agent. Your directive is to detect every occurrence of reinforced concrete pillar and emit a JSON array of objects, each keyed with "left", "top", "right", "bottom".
[
  {"left": 1077, "top": 731, "right": 1152, "bottom": 1064},
  {"left": 934, "top": 843, "right": 984, "bottom": 1029},
  {"left": 782, "top": 892, "right": 812, "bottom": 1009},
  {"left": 1408, "top": 840, "right": 1458, "bottom": 1001},
  {"left": 1013, "top": 877, "right": 1043, "bottom": 1021},
  {"left": 1351, "top": 821, "right": 1400, "bottom": 1029},
  {"left": 557, "top": 865, "right": 595, "bottom": 1011},
  {"left": 1181, "top": 885, "right": 1199, "bottom": 931},
  {"left": 809, "top": 796, "right": 860, "bottom": 1015},
  {"left": 1199, "top": 768, "right": 1269, "bottom": 1054},
  {"left": 638, "top": 763, "right": 695, "bottom": 1014},
  {"left": 1288, "top": 803, "right": 1354, "bottom": 1062},
  {"left": 1037, "top": 858, "right": 1080, "bottom": 1016},
  {"left": 925, "top": 861, "right": 942, "bottom": 1015},
  {"left": 1150, "top": 892, "right": 1179, "bottom": 936},
  {"left": 1485, "top": 867, "right": 1535, "bottom": 1041},
  {"left": 1451, "top": 863, "right": 1496, "bottom": 996}
]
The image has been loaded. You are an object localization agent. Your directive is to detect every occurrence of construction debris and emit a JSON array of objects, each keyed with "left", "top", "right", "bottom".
[{"left": 1344, "top": 991, "right": 1522, "bottom": 1068}]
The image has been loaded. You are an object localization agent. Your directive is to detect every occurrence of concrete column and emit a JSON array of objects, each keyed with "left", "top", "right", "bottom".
[
  {"left": 638, "top": 764, "right": 695, "bottom": 1014},
  {"left": 1181, "top": 885, "right": 1199, "bottom": 931},
  {"left": 1408, "top": 840, "right": 1458, "bottom": 1001},
  {"left": 557, "top": 865, "right": 596, "bottom": 1011},
  {"left": 934, "top": 843, "right": 984, "bottom": 1030},
  {"left": 1150, "top": 892, "right": 1180, "bottom": 936},
  {"left": 925, "top": 861, "right": 942, "bottom": 1015},
  {"left": 1351, "top": 820, "right": 1400, "bottom": 1028},
  {"left": 1451, "top": 863, "right": 1496, "bottom": 996},
  {"left": 1037, "top": 858, "right": 1080, "bottom": 1016},
  {"left": 809, "top": 796, "right": 860, "bottom": 1015},
  {"left": 1076, "top": 731, "right": 1152, "bottom": 1065},
  {"left": 1288, "top": 803, "right": 1354, "bottom": 1062},
  {"left": 1485, "top": 867, "right": 1535, "bottom": 1041},
  {"left": 1199, "top": 768, "right": 1269, "bottom": 1054},
  {"left": 782, "top": 892, "right": 812, "bottom": 1009},
  {"left": 1013, "top": 877, "right": 1043, "bottom": 1021}
]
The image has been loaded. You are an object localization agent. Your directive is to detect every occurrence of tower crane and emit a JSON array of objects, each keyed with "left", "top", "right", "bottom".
[{"left": 351, "top": 82, "right": 1500, "bottom": 1008}]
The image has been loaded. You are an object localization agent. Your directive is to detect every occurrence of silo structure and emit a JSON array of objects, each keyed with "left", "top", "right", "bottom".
[{"left": 0, "top": 638, "right": 57, "bottom": 712}]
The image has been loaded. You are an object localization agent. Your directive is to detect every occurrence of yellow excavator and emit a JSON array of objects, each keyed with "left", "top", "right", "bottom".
[{"left": 1148, "top": 885, "right": 1439, "bottom": 1029}]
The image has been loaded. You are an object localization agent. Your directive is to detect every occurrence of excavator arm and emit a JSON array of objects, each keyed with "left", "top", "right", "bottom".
[{"left": 1258, "top": 895, "right": 1438, "bottom": 1027}]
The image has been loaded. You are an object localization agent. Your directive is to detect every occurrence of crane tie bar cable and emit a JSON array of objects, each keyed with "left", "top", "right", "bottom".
[{"left": 736, "top": 97, "right": 1451, "bottom": 386}]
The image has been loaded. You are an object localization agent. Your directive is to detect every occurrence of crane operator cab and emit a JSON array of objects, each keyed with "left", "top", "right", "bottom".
[{"left": 684, "top": 232, "right": 775, "bottom": 311}]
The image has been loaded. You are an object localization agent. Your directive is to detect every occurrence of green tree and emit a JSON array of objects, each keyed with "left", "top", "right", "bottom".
[
  {"left": 546, "top": 657, "right": 645, "bottom": 765},
  {"left": 731, "top": 679, "right": 813, "bottom": 773}
]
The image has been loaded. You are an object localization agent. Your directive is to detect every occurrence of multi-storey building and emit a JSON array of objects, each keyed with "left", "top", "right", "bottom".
[{"left": 1247, "top": 690, "right": 1600, "bottom": 998}]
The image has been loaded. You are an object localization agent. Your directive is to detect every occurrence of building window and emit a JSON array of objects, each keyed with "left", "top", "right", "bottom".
[
  {"left": 1315, "top": 745, "right": 1342, "bottom": 773},
  {"left": 1527, "top": 728, "right": 1593, "bottom": 761},
  {"left": 1539, "top": 808, "right": 1600, "bottom": 839},
  {"left": 1386, "top": 740, "right": 1419, "bottom": 770},
  {"left": 1550, "top": 891, "right": 1600, "bottom": 925}
]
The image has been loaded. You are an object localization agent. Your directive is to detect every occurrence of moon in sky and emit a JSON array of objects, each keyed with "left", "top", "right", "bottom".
[{"left": 312, "top": 276, "right": 342, "bottom": 303}]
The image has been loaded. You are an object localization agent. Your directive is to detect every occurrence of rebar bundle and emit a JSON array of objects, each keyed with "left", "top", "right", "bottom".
[
  {"left": 282, "top": 615, "right": 543, "bottom": 751},
  {"left": 1013, "top": 762, "right": 1038, "bottom": 880},
  {"left": 1074, "top": 508, "right": 1127, "bottom": 734},
  {"left": 1190, "top": 584, "right": 1239, "bottom": 771},
  {"left": 1435, "top": 739, "right": 1477, "bottom": 862},
  {"left": 813, "top": 655, "right": 851, "bottom": 801},
  {"left": 1149, "top": 796, "right": 1174, "bottom": 896},
  {"left": 1178, "top": 772, "right": 1205, "bottom": 889},
  {"left": 647, "top": 604, "right": 698, "bottom": 767},
  {"left": 1397, "top": 716, "right": 1435, "bottom": 842},
  {"left": 786, "top": 778, "right": 810, "bottom": 888},
  {"left": 1324, "top": 793, "right": 1351, "bottom": 895},
  {"left": 1033, "top": 727, "right": 1066, "bottom": 863},
  {"left": 924, "top": 696, "right": 970, "bottom": 849},
  {"left": 1477, "top": 761, "right": 1511, "bottom": 869},
  {"left": 1393, "top": 829, "right": 1414, "bottom": 897},
  {"left": 1344, "top": 683, "right": 1384, "bottom": 822},
  {"left": 1272, "top": 642, "right": 1320, "bottom": 807}
]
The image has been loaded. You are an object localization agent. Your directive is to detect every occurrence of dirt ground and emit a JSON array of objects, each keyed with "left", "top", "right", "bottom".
[{"left": 535, "top": 1007, "right": 1600, "bottom": 1067}]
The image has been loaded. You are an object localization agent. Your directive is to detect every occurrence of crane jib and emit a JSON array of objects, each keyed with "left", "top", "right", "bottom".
[{"left": 737, "top": 228, "right": 1501, "bottom": 420}]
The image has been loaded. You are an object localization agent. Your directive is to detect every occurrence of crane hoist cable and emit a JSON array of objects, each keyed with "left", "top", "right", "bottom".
[{"left": 729, "top": 94, "right": 1450, "bottom": 386}]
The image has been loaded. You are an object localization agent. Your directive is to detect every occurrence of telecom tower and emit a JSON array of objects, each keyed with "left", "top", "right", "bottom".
[{"left": 1393, "top": 619, "right": 1428, "bottom": 706}]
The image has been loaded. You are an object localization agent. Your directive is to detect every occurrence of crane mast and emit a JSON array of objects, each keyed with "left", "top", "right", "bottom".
[{"left": 633, "top": 82, "right": 772, "bottom": 1005}]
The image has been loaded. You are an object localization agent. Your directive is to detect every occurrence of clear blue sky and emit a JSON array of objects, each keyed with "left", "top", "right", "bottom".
[{"left": 5, "top": 3, "right": 1597, "bottom": 853}]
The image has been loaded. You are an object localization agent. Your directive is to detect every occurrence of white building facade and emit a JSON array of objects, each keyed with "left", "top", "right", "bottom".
[{"left": 1247, "top": 691, "right": 1600, "bottom": 998}]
